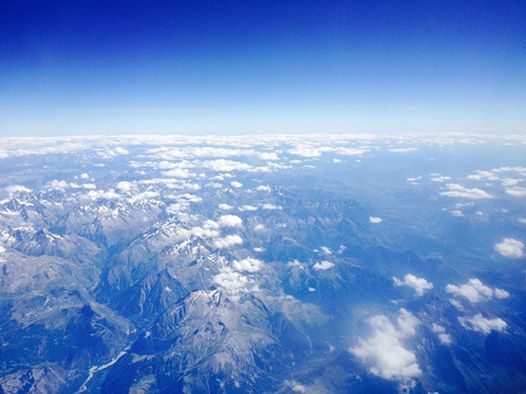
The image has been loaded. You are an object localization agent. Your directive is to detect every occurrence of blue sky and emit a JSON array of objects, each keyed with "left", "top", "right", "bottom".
[{"left": 1, "top": 0, "right": 525, "bottom": 135}]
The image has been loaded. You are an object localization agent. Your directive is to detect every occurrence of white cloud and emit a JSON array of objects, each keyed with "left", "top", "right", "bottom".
[
  {"left": 259, "top": 152, "right": 279, "bottom": 161},
  {"left": 389, "top": 147, "right": 418, "bottom": 153},
  {"left": 494, "top": 238, "right": 525, "bottom": 258},
  {"left": 440, "top": 184, "right": 494, "bottom": 199},
  {"left": 5, "top": 185, "right": 31, "bottom": 194},
  {"left": 459, "top": 314, "right": 507, "bottom": 335},
  {"left": 80, "top": 172, "right": 90, "bottom": 180},
  {"left": 253, "top": 224, "right": 266, "bottom": 232},
  {"left": 288, "top": 147, "right": 321, "bottom": 158},
  {"left": 319, "top": 246, "right": 332, "bottom": 255},
  {"left": 431, "top": 323, "right": 452, "bottom": 345},
  {"left": 406, "top": 176, "right": 422, "bottom": 185},
  {"left": 369, "top": 216, "right": 382, "bottom": 224},
  {"left": 312, "top": 260, "right": 335, "bottom": 271},
  {"left": 284, "top": 380, "right": 307, "bottom": 393},
  {"left": 393, "top": 274, "right": 433, "bottom": 296},
  {"left": 256, "top": 185, "right": 271, "bottom": 192},
  {"left": 518, "top": 217, "right": 526, "bottom": 224},
  {"left": 430, "top": 175, "right": 451, "bottom": 183},
  {"left": 505, "top": 186, "right": 526, "bottom": 197},
  {"left": 213, "top": 234, "right": 243, "bottom": 249},
  {"left": 232, "top": 257, "right": 264, "bottom": 273},
  {"left": 86, "top": 189, "right": 120, "bottom": 200},
  {"left": 467, "top": 170, "right": 499, "bottom": 182},
  {"left": 205, "top": 159, "right": 253, "bottom": 172},
  {"left": 218, "top": 214, "right": 243, "bottom": 228},
  {"left": 239, "top": 205, "right": 258, "bottom": 211},
  {"left": 116, "top": 181, "right": 135, "bottom": 193},
  {"left": 218, "top": 203, "right": 233, "bottom": 210},
  {"left": 213, "top": 268, "right": 251, "bottom": 291},
  {"left": 262, "top": 203, "right": 282, "bottom": 210},
  {"left": 349, "top": 308, "right": 421, "bottom": 382},
  {"left": 98, "top": 146, "right": 129, "bottom": 158},
  {"left": 445, "top": 278, "right": 509, "bottom": 303},
  {"left": 230, "top": 181, "right": 243, "bottom": 188},
  {"left": 161, "top": 168, "right": 193, "bottom": 178}
]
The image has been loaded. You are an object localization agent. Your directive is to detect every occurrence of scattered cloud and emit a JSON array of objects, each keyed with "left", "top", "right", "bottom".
[
  {"left": 445, "top": 278, "right": 509, "bottom": 303},
  {"left": 393, "top": 274, "right": 433, "bottom": 296},
  {"left": 440, "top": 184, "right": 494, "bottom": 199},
  {"left": 262, "top": 203, "right": 281, "bottom": 210},
  {"left": 389, "top": 147, "right": 418, "bottom": 153},
  {"left": 494, "top": 238, "right": 525, "bottom": 258},
  {"left": 5, "top": 185, "right": 31, "bottom": 194},
  {"left": 431, "top": 323, "right": 452, "bottom": 345},
  {"left": 213, "top": 234, "right": 243, "bottom": 249},
  {"left": 349, "top": 308, "right": 421, "bottom": 382},
  {"left": 232, "top": 257, "right": 264, "bottom": 273},
  {"left": 369, "top": 216, "right": 382, "bottom": 224},
  {"left": 256, "top": 185, "right": 271, "bottom": 192},
  {"left": 218, "top": 214, "right": 243, "bottom": 228},
  {"left": 312, "top": 260, "right": 335, "bottom": 271},
  {"left": 116, "top": 181, "right": 135, "bottom": 193},
  {"left": 505, "top": 186, "right": 526, "bottom": 197},
  {"left": 459, "top": 314, "right": 507, "bottom": 335}
]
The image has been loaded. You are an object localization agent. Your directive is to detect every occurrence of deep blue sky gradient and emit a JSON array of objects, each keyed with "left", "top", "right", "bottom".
[{"left": 1, "top": 0, "right": 525, "bottom": 135}]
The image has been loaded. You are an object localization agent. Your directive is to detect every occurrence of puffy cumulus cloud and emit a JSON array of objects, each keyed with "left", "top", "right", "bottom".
[
  {"left": 5, "top": 185, "right": 31, "bottom": 194},
  {"left": 79, "top": 173, "right": 90, "bottom": 180},
  {"left": 218, "top": 214, "right": 243, "bottom": 228},
  {"left": 189, "top": 220, "right": 220, "bottom": 239},
  {"left": 430, "top": 175, "right": 451, "bottom": 183},
  {"left": 213, "top": 268, "right": 251, "bottom": 291},
  {"left": 218, "top": 203, "right": 233, "bottom": 210},
  {"left": 259, "top": 152, "right": 279, "bottom": 161},
  {"left": 459, "top": 314, "right": 507, "bottom": 335},
  {"left": 161, "top": 168, "right": 194, "bottom": 178},
  {"left": 239, "top": 204, "right": 258, "bottom": 211},
  {"left": 319, "top": 246, "right": 332, "bottom": 255},
  {"left": 467, "top": 170, "right": 499, "bottom": 182},
  {"left": 393, "top": 274, "right": 433, "bottom": 296},
  {"left": 253, "top": 223, "right": 266, "bottom": 232},
  {"left": 494, "top": 238, "right": 525, "bottom": 258},
  {"left": 288, "top": 146, "right": 322, "bottom": 158},
  {"left": 445, "top": 278, "right": 509, "bottom": 303},
  {"left": 213, "top": 234, "right": 243, "bottom": 249},
  {"left": 204, "top": 159, "right": 253, "bottom": 172},
  {"left": 256, "top": 185, "right": 271, "bottom": 192},
  {"left": 440, "top": 184, "right": 494, "bottom": 199},
  {"left": 349, "top": 308, "right": 421, "bottom": 382},
  {"left": 389, "top": 147, "right": 418, "bottom": 153},
  {"left": 262, "top": 203, "right": 281, "bottom": 210},
  {"left": 86, "top": 189, "right": 121, "bottom": 200},
  {"left": 333, "top": 146, "right": 369, "bottom": 156},
  {"left": 505, "top": 186, "right": 526, "bottom": 197},
  {"left": 230, "top": 181, "right": 243, "bottom": 189},
  {"left": 232, "top": 257, "right": 264, "bottom": 273},
  {"left": 431, "top": 323, "right": 452, "bottom": 345},
  {"left": 369, "top": 216, "right": 382, "bottom": 224},
  {"left": 98, "top": 146, "right": 129, "bottom": 158},
  {"left": 0, "top": 245, "right": 6, "bottom": 262},
  {"left": 116, "top": 181, "right": 135, "bottom": 193},
  {"left": 312, "top": 260, "right": 335, "bottom": 271},
  {"left": 406, "top": 176, "right": 422, "bottom": 185}
]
